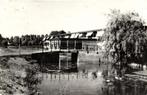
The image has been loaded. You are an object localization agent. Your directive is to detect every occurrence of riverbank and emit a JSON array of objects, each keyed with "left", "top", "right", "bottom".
[
  {"left": 0, "top": 47, "right": 42, "bottom": 56},
  {"left": 0, "top": 56, "right": 41, "bottom": 95}
]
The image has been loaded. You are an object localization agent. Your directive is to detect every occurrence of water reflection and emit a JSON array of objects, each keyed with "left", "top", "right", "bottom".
[
  {"left": 101, "top": 80, "right": 147, "bottom": 95},
  {"left": 39, "top": 71, "right": 104, "bottom": 95},
  {"left": 37, "top": 62, "right": 147, "bottom": 95}
]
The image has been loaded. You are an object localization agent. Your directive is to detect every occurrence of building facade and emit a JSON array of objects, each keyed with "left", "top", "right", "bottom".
[{"left": 43, "top": 29, "right": 105, "bottom": 53}]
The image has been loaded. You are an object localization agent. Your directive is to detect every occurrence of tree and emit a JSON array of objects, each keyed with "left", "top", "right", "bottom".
[
  {"left": 49, "top": 30, "right": 66, "bottom": 36},
  {"left": 49, "top": 30, "right": 66, "bottom": 39},
  {"left": 0, "top": 34, "right": 8, "bottom": 47},
  {"left": 0, "top": 34, "right": 2, "bottom": 42},
  {"left": 9, "top": 36, "right": 14, "bottom": 45},
  {"left": 103, "top": 10, "right": 147, "bottom": 75},
  {"left": 0, "top": 34, "right": 2, "bottom": 38},
  {"left": 13, "top": 36, "right": 20, "bottom": 46},
  {"left": 1, "top": 39, "right": 8, "bottom": 48}
]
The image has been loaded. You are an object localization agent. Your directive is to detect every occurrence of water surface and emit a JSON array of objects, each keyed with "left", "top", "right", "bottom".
[{"left": 38, "top": 60, "right": 147, "bottom": 95}]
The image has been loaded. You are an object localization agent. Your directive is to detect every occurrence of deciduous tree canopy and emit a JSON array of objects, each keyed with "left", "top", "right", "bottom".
[{"left": 104, "top": 10, "right": 147, "bottom": 71}]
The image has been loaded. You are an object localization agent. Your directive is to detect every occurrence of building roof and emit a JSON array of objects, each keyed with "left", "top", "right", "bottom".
[{"left": 45, "top": 29, "right": 105, "bottom": 41}]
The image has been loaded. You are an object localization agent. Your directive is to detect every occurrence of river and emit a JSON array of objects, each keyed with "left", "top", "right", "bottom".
[
  {"left": 37, "top": 61, "right": 147, "bottom": 95},
  {"left": 1, "top": 47, "right": 147, "bottom": 95}
]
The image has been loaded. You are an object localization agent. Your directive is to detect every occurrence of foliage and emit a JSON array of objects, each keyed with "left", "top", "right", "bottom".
[
  {"left": 6, "top": 30, "right": 66, "bottom": 47},
  {"left": 49, "top": 30, "right": 66, "bottom": 39},
  {"left": 49, "top": 30, "right": 66, "bottom": 36},
  {"left": 8, "top": 35, "right": 44, "bottom": 47},
  {"left": 0, "top": 34, "right": 8, "bottom": 47},
  {"left": 24, "top": 64, "right": 41, "bottom": 95},
  {"left": 104, "top": 10, "right": 147, "bottom": 71},
  {"left": 1, "top": 39, "right": 8, "bottom": 48}
]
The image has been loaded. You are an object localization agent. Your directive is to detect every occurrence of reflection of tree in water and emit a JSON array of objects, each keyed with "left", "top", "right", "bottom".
[
  {"left": 101, "top": 79, "right": 147, "bottom": 95},
  {"left": 24, "top": 64, "right": 42, "bottom": 95},
  {"left": 101, "top": 67, "right": 147, "bottom": 95},
  {"left": 91, "top": 71, "right": 97, "bottom": 79}
]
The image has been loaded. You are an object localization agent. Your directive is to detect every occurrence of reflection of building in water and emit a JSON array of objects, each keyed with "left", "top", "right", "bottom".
[{"left": 43, "top": 29, "right": 105, "bottom": 53}]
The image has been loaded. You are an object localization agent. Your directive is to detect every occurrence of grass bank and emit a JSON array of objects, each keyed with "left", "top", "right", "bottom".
[{"left": 0, "top": 56, "right": 42, "bottom": 95}]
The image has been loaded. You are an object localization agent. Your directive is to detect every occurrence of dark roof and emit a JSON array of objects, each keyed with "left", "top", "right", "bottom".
[{"left": 44, "top": 29, "right": 104, "bottom": 41}]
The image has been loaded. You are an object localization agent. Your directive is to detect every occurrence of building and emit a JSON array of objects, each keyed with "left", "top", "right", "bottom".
[{"left": 43, "top": 29, "right": 105, "bottom": 53}]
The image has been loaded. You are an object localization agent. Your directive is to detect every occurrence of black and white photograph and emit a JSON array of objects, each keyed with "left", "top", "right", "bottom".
[{"left": 0, "top": 0, "right": 147, "bottom": 95}]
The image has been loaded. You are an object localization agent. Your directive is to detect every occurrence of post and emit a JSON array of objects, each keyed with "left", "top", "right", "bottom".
[
  {"left": 57, "top": 40, "right": 59, "bottom": 50},
  {"left": 50, "top": 40, "right": 52, "bottom": 52},
  {"left": 74, "top": 40, "right": 76, "bottom": 50},
  {"left": 59, "top": 40, "right": 61, "bottom": 51}
]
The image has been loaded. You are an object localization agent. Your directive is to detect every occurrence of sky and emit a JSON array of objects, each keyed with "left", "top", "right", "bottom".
[{"left": 0, "top": 0, "right": 147, "bottom": 37}]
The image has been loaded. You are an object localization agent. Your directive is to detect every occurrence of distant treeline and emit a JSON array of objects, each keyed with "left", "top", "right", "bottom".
[
  {"left": 0, "top": 30, "right": 66, "bottom": 48},
  {"left": 9, "top": 34, "right": 45, "bottom": 46},
  {"left": 0, "top": 34, "right": 8, "bottom": 47}
]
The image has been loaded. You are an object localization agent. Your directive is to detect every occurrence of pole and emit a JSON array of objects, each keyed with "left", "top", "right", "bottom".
[
  {"left": 74, "top": 40, "right": 76, "bottom": 50},
  {"left": 59, "top": 40, "right": 61, "bottom": 51},
  {"left": 50, "top": 40, "right": 52, "bottom": 52}
]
